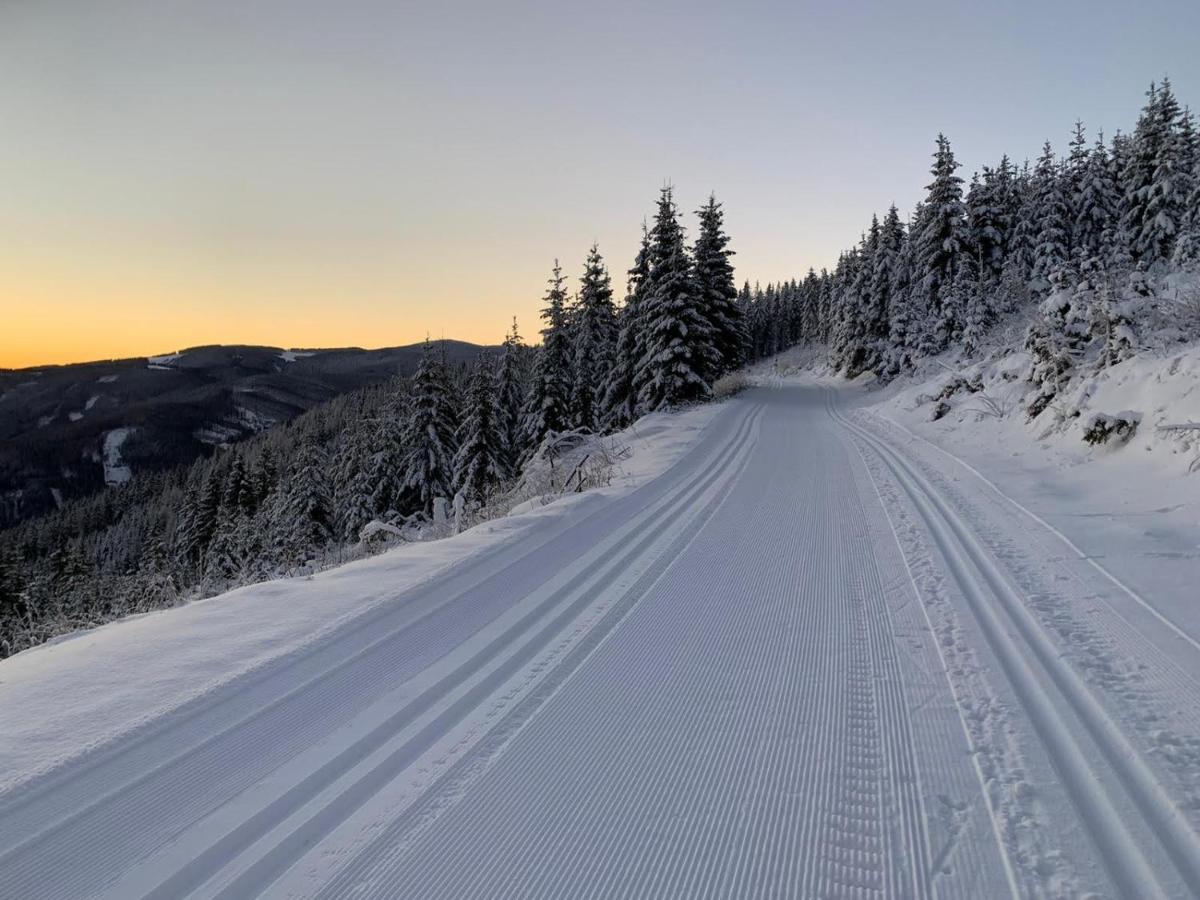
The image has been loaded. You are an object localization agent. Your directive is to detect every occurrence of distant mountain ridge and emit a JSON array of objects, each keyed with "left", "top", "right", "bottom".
[{"left": 0, "top": 341, "right": 492, "bottom": 529}]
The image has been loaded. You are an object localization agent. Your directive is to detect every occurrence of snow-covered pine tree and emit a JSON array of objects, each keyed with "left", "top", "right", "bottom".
[
  {"left": 801, "top": 269, "right": 821, "bottom": 343},
  {"left": 1173, "top": 107, "right": 1200, "bottom": 265},
  {"left": 1122, "top": 80, "right": 1184, "bottom": 265},
  {"left": 1140, "top": 78, "right": 1187, "bottom": 264},
  {"left": 1030, "top": 141, "right": 1072, "bottom": 294},
  {"left": 966, "top": 164, "right": 1009, "bottom": 281},
  {"left": 401, "top": 338, "right": 459, "bottom": 514},
  {"left": 836, "top": 225, "right": 876, "bottom": 376},
  {"left": 453, "top": 353, "right": 506, "bottom": 507},
  {"left": 525, "top": 261, "right": 574, "bottom": 444},
  {"left": 692, "top": 194, "right": 746, "bottom": 376},
  {"left": 1066, "top": 120, "right": 1091, "bottom": 238},
  {"left": 960, "top": 251, "right": 992, "bottom": 357},
  {"left": 134, "top": 521, "right": 177, "bottom": 613},
  {"left": 868, "top": 206, "right": 904, "bottom": 370},
  {"left": 1006, "top": 160, "right": 1039, "bottom": 286},
  {"left": 915, "top": 134, "right": 967, "bottom": 349},
  {"left": 176, "top": 468, "right": 220, "bottom": 569},
  {"left": 602, "top": 224, "right": 651, "bottom": 429},
  {"left": 1025, "top": 280, "right": 1091, "bottom": 419},
  {"left": 1074, "top": 132, "right": 1120, "bottom": 263},
  {"left": 883, "top": 225, "right": 916, "bottom": 376},
  {"left": 636, "top": 186, "right": 719, "bottom": 410},
  {"left": 273, "top": 437, "right": 333, "bottom": 569},
  {"left": 937, "top": 258, "right": 968, "bottom": 348},
  {"left": 332, "top": 426, "right": 376, "bottom": 542},
  {"left": 571, "top": 245, "right": 618, "bottom": 431},
  {"left": 495, "top": 318, "right": 529, "bottom": 476}
]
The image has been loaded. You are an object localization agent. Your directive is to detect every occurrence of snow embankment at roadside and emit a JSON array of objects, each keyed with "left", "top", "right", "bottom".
[
  {"left": 754, "top": 337, "right": 1200, "bottom": 637},
  {"left": 0, "top": 403, "right": 721, "bottom": 794},
  {"left": 860, "top": 344, "right": 1200, "bottom": 630}
]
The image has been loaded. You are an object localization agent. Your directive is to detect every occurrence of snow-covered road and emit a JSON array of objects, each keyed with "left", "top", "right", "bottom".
[{"left": 3, "top": 384, "right": 1200, "bottom": 898}]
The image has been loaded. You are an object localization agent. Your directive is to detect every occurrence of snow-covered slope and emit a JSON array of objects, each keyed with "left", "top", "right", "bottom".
[{"left": 855, "top": 341, "right": 1200, "bottom": 636}]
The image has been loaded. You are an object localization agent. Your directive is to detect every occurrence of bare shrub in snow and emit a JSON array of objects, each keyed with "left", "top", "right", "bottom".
[
  {"left": 500, "top": 429, "right": 632, "bottom": 511},
  {"left": 1082, "top": 411, "right": 1141, "bottom": 446},
  {"left": 964, "top": 390, "right": 1014, "bottom": 421},
  {"left": 712, "top": 373, "right": 749, "bottom": 399}
]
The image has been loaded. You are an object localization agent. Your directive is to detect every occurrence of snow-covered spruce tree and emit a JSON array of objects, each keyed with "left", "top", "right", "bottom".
[
  {"left": 834, "top": 225, "right": 876, "bottom": 376},
  {"left": 332, "top": 425, "right": 376, "bottom": 542},
  {"left": 1024, "top": 274, "right": 1091, "bottom": 419},
  {"left": 1030, "top": 141, "right": 1071, "bottom": 293},
  {"left": 368, "top": 407, "right": 406, "bottom": 521},
  {"left": 1122, "top": 80, "right": 1182, "bottom": 266},
  {"left": 495, "top": 318, "right": 529, "bottom": 476},
  {"left": 801, "top": 269, "right": 821, "bottom": 343},
  {"left": 602, "top": 223, "right": 651, "bottom": 429},
  {"left": 133, "top": 521, "right": 177, "bottom": 613},
  {"left": 960, "top": 252, "right": 992, "bottom": 358},
  {"left": 453, "top": 353, "right": 506, "bottom": 507},
  {"left": 1074, "top": 132, "right": 1120, "bottom": 263},
  {"left": 1066, "top": 120, "right": 1091, "bottom": 232},
  {"left": 176, "top": 468, "right": 220, "bottom": 570},
  {"left": 636, "top": 186, "right": 719, "bottom": 410},
  {"left": 571, "top": 245, "right": 618, "bottom": 432},
  {"left": 272, "top": 436, "right": 333, "bottom": 570},
  {"left": 1141, "top": 79, "right": 1188, "bottom": 265},
  {"left": 401, "top": 338, "right": 459, "bottom": 514},
  {"left": 937, "top": 258, "right": 968, "bottom": 348},
  {"left": 1175, "top": 168, "right": 1200, "bottom": 266},
  {"left": 966, "top": 162, "right": 1011, "bottom": 282},
  {"left": 868, "top": 206, "right": 904, "bottom": 371},
  {"left": 692, "top": 194, "right": 746, "bottom": 376},
  {"left": 883, "top": 225, "right": 917, "bottom": 376},
  {"left": 915, "top": 134, "right": 968, "bottom": 350},
  {"left": 525, "top": 261, "right": 574, "bottom": 445},
  {"left": 1006, "top": 161, "right": 1039, "bottom": 287},
  {"left": 1096, "top": 269, "right": 1143, "bottom": 367}
]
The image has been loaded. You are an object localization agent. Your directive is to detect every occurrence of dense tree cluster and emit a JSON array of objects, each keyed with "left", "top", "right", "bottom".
[
  {"left": 740, "top": 80, "right": 1200, "bottom": 388},
  {"left": 0, "top": 186, "right": 745, "bottom": 658}
]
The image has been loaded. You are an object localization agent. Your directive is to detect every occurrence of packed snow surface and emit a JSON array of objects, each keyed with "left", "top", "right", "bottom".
[{"left": 1, "top": 385, "right": 1199, "bottom": 898}]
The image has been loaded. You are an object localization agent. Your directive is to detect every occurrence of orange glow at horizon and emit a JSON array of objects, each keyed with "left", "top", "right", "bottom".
[{"left": 0, "top": 249, "right": 548, "bottom": 370}]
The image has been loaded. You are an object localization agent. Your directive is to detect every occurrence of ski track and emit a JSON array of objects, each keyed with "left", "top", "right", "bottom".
[
  {"left": 831, "top": 388, "right": 1200, "bottom": 898},
  {"left": 1, "top": 384, "right": 1198, "bottom": 898}
]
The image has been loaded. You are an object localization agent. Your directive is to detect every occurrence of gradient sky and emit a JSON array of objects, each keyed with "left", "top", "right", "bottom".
[{"left": 4, "top": 0, "right": 1199, "bottom": 368}]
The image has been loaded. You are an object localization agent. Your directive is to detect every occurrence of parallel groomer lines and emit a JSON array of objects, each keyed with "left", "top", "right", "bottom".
[
  {"left": 0, "top": 405, "right": 739, "bottom": 849},
  {"left": 145, "top": 404, "right": 765, "bottom": 900},
  {"left": 0, "top": 398, "right": 748, "bottom": 836},
  {"left": 0, "top": 402, "right": 760, "bottom": 900},
  {"left": 309, "top": 403, "right": 767, "bottom": 899},
  {"left": 317, "top": 391, "right": 932, "bottom": 899},
  {"left": 830, "top": 389, "right": 1200, "bottom": 898},
  {"left": 838, "top": 422, "right": 936, "bottom": 898},
  {"left": 860, "top": 407, "right": 1200, "bottom": 814},
  {"left": 841, "top": 394, "right": 1024, "bottom": 899}
]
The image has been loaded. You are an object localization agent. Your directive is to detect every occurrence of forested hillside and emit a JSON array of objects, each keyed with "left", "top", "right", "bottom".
[{"left": 0, "top": 342, "right": 490, "bottom": 529}]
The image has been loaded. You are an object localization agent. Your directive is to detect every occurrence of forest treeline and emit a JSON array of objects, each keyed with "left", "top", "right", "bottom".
[{"left": 3, "top": 79, "right": 1199, "bottom": 658}]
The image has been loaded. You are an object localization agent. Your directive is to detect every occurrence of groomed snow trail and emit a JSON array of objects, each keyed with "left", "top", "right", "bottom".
[{"left": 2, "top": 384, "right": 1199, "bottom": 898}]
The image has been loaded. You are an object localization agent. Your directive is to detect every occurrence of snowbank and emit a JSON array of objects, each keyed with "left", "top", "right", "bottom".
[
  {"left": 842, "top": 342, "right": 1200, "bottom": 635},
  {"left": 0, "top": 403, "right": 722, "bottom": 793}
]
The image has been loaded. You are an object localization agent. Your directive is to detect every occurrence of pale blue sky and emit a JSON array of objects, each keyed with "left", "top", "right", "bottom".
[{"left": 3, "top": 0, "right": 1199, "bottom": 364}]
